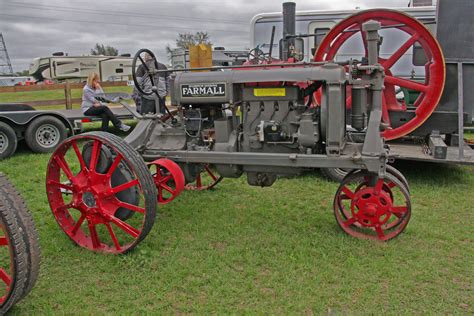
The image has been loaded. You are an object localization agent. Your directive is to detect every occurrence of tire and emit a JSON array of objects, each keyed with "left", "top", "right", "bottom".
[
  {"left": 0, "top": 177, "right": 29, "bottom": 314},
  {"left": 0, "top": 121, "right": 18, "bottom": 160},
  {"left": 0, "top": 174, "right": 41, "bottom": 301},
  {"left": 320, "top": 167, "right": 351, "bottom": 182},
  {"left": 25, "top": 116, "right": 67, "bottom": 153}
]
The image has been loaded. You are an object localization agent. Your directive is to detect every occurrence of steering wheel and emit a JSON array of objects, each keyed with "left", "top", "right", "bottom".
[
  {"left": 248, "top": 47, "right": 268, "bottom": 64},
  {"left": 132, "top": 48, "right": 159, "bottom": 96}
]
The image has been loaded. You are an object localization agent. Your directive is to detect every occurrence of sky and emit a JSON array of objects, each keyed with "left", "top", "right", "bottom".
[{"left": 0, "top": 0, "right": 415, "bottom": 72}]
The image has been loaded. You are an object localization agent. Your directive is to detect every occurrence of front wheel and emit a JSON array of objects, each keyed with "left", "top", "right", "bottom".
[{"left": 46, "top": 132, "right": 157, "bottom": 254}]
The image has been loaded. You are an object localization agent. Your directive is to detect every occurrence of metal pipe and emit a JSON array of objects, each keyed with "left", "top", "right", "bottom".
[
  {"left": 281, "top": 1, "right": 296, "bottom": 60},
  {"left": 146, "top": 60, "right": 350, "bottom": 74},
  {"left": 458, "top": 62, "right": 464, "bottom": 159}
]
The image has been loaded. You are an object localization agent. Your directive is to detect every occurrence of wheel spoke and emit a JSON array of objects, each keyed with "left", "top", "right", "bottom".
[
  {"left": 387, "top": 181, "right": 397, "bottom": 189},
  {"left": 71, "top": 214, "right": 86, "bottom": 236},
  {"left": 375, "top": 225, "right": 386, "bottom": 239},
  {"left": 55, "top": 155, "right": 75, "bottom": 181},
  {"left": 108, "top": 216, "right": 140, "bottom": 238},
  {"left": 113, "top": 200, "right": 145, "bottom": 214},
  {"left": 47, "top": 180, "right": 73, "bottom": 191},
  {"left": 385, "top": 76, "right": 428, "bottom": 93},
  {"left": 391, "top": 206, "right": 408, "bottom": 217},
  {"left": 87, "top": 221, "right": 101, "bottom": 249},
  {"left": 138, "top": 55, "right": 150, "bottom": 72},
  {"left": 111, "top": 179, "right": 139, "bottom": 194},
  {"left": 72, "top": 140, "right": 87, "bottom": 171},
  {"left": 161, "top": 184, "right": 175, "bottom": 194},
  {"left": 205, "top": 166, "right": 218, "bottom": 181},
  {"left": 0, "top": 268, "right": 11, "bottom": 286},
  {"left": 374, "top": 179, "right": 384, "bottom": 195},
  {"left": 105, "top": 222, "right": 121, "bottom": 251},
  {"left": 89, "top": 140, "right": 102, "bottom": 172},
  {"left": 106, "top": 154, "right": 123, "bottom": 178},
  {"left": 343, "top": 217, "right": 357, "bottom": 227},
  {"left": 196, "top": 174, "right": 202, "bottom": 188},
  {"left": 383, "top": 34, "right": 419, "bottom": 69},
  {"left": 0, "top": 236, "right": 7, "bottom": 246},
  {"left": 341, "top": 186, "right": 354, "bottom": 199}
]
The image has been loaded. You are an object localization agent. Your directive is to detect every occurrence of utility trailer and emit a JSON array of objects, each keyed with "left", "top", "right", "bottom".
[
  {"left": 0, "top": 102, "right": 134, "bottom": 159},
  {"left": 251, "top": 0, "right": 474, "bottom": 180}
]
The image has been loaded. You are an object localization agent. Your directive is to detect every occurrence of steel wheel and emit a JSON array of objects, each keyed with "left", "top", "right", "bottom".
[
  {"left": 148, "top": 159, "right": 185, "bottom": 205},
  {"left": 46, "top": 132, "right": 157, "bottom": 254},
  {"left": 35, "top": 124, "right": 61, "bottom": 149},
  {"left": 314, "top": 9, "right": 445, "bottom": 140},
  {"left": 184, "top": 164, "right": 223, "bottom": 191},
  {"left": 334, "top": 170, "right": 411, "bottom": 241}
]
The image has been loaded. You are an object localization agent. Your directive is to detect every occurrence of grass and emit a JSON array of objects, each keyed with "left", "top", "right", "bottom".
[{"left": 0, "top": 133, "right": 472, "bottom": 314}]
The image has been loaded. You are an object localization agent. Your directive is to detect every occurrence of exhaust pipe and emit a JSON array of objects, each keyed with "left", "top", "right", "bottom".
[{"left": 281, "top": 1, "right": 296, "bottom": 60}]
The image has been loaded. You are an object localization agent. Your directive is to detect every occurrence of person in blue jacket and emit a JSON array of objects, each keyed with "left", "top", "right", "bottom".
[{"left": 81, "top": 72, "right": 131, "bottom": 132}]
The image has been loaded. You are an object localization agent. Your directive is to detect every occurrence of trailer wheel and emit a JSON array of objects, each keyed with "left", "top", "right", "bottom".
[
  {"left": 0, "top": 174, "right": 41, "bottom": 301},
  {"left": 46, "top": 132, "right": 157, "bottom": 254},
  {"left": 0, "top": 122, "right": 17, "bottom": 160},
  {"left": 25, "top": 116, "right": 67, "bottom": 153}
]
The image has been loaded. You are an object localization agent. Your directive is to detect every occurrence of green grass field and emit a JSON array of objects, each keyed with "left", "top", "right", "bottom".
[{"left": 0, "top": 136, "right": 472, "bottom": 314}]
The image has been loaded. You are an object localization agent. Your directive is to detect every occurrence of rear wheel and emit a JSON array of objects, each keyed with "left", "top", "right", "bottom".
[
  {"left": 0, "top": 174, "right": 41, "bottom": 302},
  {"left": 46, "top": 132, "right": 157, "bottom": 254},
  {"left": 0, "top": 122, "right": 17, "bottom": 160}
]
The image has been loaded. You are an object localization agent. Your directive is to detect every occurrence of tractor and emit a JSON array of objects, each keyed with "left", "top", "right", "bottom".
[{"left": 44, "top": 2, "right": 448, "bottom": 254}]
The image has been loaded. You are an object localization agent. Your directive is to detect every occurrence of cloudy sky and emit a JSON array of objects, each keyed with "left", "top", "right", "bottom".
[{"left": 0, "top": 0, "right": 413, "bottom": 71}]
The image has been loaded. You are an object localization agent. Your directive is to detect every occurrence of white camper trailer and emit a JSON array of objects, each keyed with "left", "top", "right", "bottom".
[{"left": 29, "top": 55, "right": 132, "bottom": 82}]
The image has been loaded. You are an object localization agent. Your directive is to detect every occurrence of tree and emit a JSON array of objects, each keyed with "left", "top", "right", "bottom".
[
  {"left": 90, "top": 43, "right": 118, "bottom": 56},
  {"left": 166, "top": 31, "right": 212, "bottom": 56}
]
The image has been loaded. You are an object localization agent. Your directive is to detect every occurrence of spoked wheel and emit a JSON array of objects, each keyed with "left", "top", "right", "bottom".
[
  {"left": 148, "top": 159, "right": 185, "bottom": 205},
  {"left": 314, "top": 9, "right": 445, "bottom": 140},
  {"left": 46, "top": 132, "right": 157, "bottom": 254},
  {"left": 0, "top": 173, "right": 41, "bottom": 313},
  {"left": 184, "top": 164, "right": 223, "bottom": 191},
  {"left": 334, "top": 170, "right": 411, "bottom": 241}
]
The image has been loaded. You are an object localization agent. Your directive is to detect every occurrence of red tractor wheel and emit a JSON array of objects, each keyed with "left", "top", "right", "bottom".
[
  {"left": 314, "top": 9, "right": 445, "bottom": 140},
  {"left": 148, "top": 159, "right": 185, "bottom": 205},
  {"left": 184, "top": 164, "right": 223, "bottom": 191},
  {"left": 46, "top": 132, "right": 157, "bottom": 254},
  {"left": 334, "top": 170, "right": 411, "bottom": 241}
]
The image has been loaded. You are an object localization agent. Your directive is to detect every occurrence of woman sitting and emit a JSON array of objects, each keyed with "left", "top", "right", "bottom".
[{"left": 81, "top": 73, "right": 131, "bottom": 132}]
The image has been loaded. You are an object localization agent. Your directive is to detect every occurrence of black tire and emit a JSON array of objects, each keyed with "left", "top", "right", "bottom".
[
  {"left": 320, "top": 167, "right": 352, "bottom": 182},
  {"left": 0, "top": 178, "right": 29, "bottom": 314},
  {"left": 25, "top": 116, "right": 67, "bottom": 153},
  {"left": 0, "top": 121, "right": 18, "bottom": 160},
  {"left": 0, "top": 174, "right": 41, "bottom": 301}
]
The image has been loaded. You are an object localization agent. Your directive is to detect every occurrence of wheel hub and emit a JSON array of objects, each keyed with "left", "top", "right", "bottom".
[
  {"left": 351, "top": 188, "right": 392, "bottom": 227},
  {"left": 0, "top": 132, "right": 7, "bottom": 154},
  {"left": 82, "top": 191, "right": 97, "bottom": 208}
]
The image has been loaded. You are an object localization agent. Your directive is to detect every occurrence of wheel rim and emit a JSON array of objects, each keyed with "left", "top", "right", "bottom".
[
  {"left": 314, "top": 9, "right": 445, "bottom": 140},
  {"left": 334, "top": 170, "right": 411, "bottom": 241},
  {"left": 36, "top": 124, "right": 60, "bottom": 148},
  {"left": 0, "top": 220, "right": 13, "bottom": 306},
  {"left": 184, "top": 164, "right": 223, "bottom": 191},
  {"left": 46, "top": 134, "right": 155, "bottom": 254},
  {"left": 0, "top": 132, "right": 8, "bottom": 154},
  {"left": 148, "top": 159, "right": 185, "bottom": 205}
]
